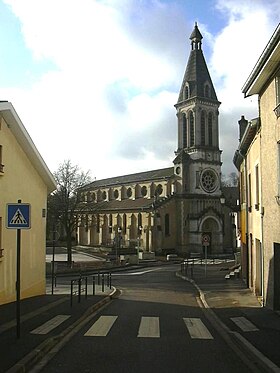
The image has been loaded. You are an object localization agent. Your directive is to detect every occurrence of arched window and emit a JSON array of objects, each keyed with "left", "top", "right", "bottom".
[
  {"left": 201, "top": 111, "right": 205, "bottom": 146},
  {"left": 189, "top": 111, "right": 195, "bottom": 147},
  {"left": 208, "top": 112, "right": 213, "bottom": 146},
  {"left": 182, "top": 113, "right": 187, "bottom": 148},
  {"left": 184, "top": 86, "right": 189, "bottom": 99},
  {"left": 123, "top": 214, "right": 127, "bottom": 235},
  {"left": 165, "top": 214, "right": 170, "bottom": 236}
]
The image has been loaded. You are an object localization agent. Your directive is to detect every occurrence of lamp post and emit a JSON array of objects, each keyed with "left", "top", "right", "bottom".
[
  {"left": 137, "top": 226, "right": 142, "bottom": 263},
  {"left": 116, "top": 227, "right": 122, "bottom": 264}
]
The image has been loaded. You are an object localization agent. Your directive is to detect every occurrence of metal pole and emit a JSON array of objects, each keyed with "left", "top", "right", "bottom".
[
  {"left": 51, "top": 225, "right": 55, "bottom": 295},
  {"left": 102, "top": 274, "right": 104, "bottom": 292},
  {"left": 16, "top": 228, "right": 21, "bottom": 338},
  {"left": 92, "top": 276, "right": 95, "bottom": 295},
  {"left": 205, "top": 244, "right": 208, "bottom": 278}
]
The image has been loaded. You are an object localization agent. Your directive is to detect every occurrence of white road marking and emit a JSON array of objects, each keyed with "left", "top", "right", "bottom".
[
  {"left": 84, "top": 316, "right": 118, "bottom": 337},
  {"left": 230, "top": 317, "right": 259, "bottom": 332},
  {"left": 137, "top": 316, "right": 160, "bottom": 338},
  {"left": 183, "top": 318, "right": 213, "bottom": 339},
  {"left": 112, "top": 268, "right": 164, "bottom": 276},
  {"left": 31, "top": 315, "right": 71, "bottom": 335}
]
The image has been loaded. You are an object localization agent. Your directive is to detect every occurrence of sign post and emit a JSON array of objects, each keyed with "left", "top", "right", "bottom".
[
  {"left": 202, "top": 234, "right": 210, "bottom": 278},
  {"left": 7, "top": 201, "right": 31, "bottom": 338}
]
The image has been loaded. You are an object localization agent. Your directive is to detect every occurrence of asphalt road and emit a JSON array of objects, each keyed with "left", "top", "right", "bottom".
[{"left": 37, "top": 265, "right": 251, "bottom": 373}]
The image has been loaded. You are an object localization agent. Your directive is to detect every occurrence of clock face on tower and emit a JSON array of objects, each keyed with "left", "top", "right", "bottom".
[{"left": 200, "top": 169, "right": 218, "bottom": 193}]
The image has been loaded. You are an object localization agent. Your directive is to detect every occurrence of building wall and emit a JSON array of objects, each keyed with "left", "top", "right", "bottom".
[
  {"left": 260, "top": 78, "right": 280, "bottom": 308},
  {"left": 0, "top": 116, "right": 48, "bottom": 305},
  {"left": 246, "top": 132, "right": 262, "bottom": 297}
]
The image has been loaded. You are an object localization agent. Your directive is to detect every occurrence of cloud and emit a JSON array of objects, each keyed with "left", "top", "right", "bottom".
[{"left": 1, "top": 0, "right": 280, "bottom": 181}]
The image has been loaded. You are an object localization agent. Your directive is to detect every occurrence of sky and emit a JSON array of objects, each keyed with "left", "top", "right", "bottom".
[{"left": 0, "top": 0, "right": 279, "bottom": 181}]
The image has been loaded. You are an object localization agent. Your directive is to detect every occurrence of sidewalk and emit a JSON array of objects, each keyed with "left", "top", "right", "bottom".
[
  {"left": 0, "top": 282, "right": 116, "bottom": 373},
  {"left": 177, "top": 261, "right": 280, "bottom": 373}
]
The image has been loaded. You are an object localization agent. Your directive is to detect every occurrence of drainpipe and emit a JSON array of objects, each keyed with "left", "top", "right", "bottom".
[{"left": 238, "top": 150, "right": 250, "bottom": 288}]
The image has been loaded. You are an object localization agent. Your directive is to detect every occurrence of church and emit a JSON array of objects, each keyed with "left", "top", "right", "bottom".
[{"left": 77, "top": 24, "right": 236, "bottom": 257}]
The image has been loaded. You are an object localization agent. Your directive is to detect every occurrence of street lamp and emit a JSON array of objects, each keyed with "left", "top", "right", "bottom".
[
  {"left": 137, "top": 226, "right": 143, "bottom": 262},
  {"left": 116, "top": 227, "right": 122, "bottom": 264}
]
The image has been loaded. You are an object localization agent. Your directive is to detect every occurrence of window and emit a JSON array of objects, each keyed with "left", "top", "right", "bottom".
[
  {"left": 248, "top": 174, "right": 252, "bottom": 212},
  {"left": 102, "top": 191, "right": 107, "bottom": 200},
  {"left": 109, "top": 214, "right": 113, "bottom": 233},
  {"left": 208, "top": 112, "right": 213, "bottom": 146},
  {"left": 141, "top": 186, "right": 147, "bottom": 197},
  {"left": 255, "top": 165, "right": 260, "bottom": 210},
  {"left": 114, "top": 189, "right": 119, "bottom": 199},
  {"left": 201, "top": 111, "right": 205, "bottom": 146},
  {"left": 182, "top": 113, "right": 187, "bottom": 148},
  {"left": 97, "top": 214, "right": 100, "bottom": 233},
  {"left": 205, "top": 84, "right": 210, "bottom": 98},
  {"left": 184, "top": 86, "right": 189, "bottom": 99},
  {"left": 189, "top": 111, "right": 194, "bottom": 147},
  {"left": 127, "top": 187, "right": 132, "bottom": 198},
  {"left": 123, "top": 214, "right": 127, "bottom": 235},
  {"left": 165, "top": 214, "right": 170, "bottom": 236}
]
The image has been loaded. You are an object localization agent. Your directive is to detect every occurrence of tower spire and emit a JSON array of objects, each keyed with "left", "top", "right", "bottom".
[{"left": 190, "top": 22, "right": 203, "bottom": 50}]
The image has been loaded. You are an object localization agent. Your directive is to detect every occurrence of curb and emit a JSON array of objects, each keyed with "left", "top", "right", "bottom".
[
  {"left": 6, "top": 287, "right": 118, "bottom": 373},
  {"left": 176, "top": 271, "right": 280, "bottom": 373}
]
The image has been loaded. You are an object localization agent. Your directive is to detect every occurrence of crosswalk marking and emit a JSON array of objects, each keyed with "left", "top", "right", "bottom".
[
  {"left": 84, "top": 316, "right": 118, "bottom": 337},
  {"left": 31, "top": 315, "right": 71, "bottom": 335},
  {"left": 137, "top": 317, "right": 160, "bottom": 338},
  {"left": 183, "top": 318, "right": 213, "bottom": 339},
  {"left": 230, "top": 317, "right": 259, "bottom": 332}
]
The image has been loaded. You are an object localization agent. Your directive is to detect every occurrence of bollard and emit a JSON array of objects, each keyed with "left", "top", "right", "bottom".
[
  {"left": 92, "top": 276, "right": 95, "bottom": 295},
  {"left": 102, "top": 274, "right": 104, "bottom": 292},
  {"left": 109, "top": 273, "right": 112, "bottom": 289}
]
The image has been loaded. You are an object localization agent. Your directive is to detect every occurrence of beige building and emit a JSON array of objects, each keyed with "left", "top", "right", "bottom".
[
  {"left": 0, "top": 101, "right": 56, "bottom": 305},
  {"left": 77, "top": 24, "right": 238, "bottom": 258},
  {"left": 234, "top": 23, "right": 280, "bottom": 309}
]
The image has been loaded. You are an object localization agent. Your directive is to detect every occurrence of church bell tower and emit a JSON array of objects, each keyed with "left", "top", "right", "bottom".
[{"left": 173, "top": 23, "right": 223, "bottom": 254}]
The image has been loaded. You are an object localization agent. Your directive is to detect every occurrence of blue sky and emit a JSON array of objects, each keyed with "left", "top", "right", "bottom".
[{"left": 0, "top": 0, "right": 279, "bottom": 180}]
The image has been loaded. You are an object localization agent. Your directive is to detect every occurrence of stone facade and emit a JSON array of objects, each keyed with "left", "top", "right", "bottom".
[{"left": 77, "top": 24, "right": 237, "bottom": 258}]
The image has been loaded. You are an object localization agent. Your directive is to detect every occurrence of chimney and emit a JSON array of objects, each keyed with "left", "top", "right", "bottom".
[{"left": 238, "top": 115, "right": 248, "bottom": 142}]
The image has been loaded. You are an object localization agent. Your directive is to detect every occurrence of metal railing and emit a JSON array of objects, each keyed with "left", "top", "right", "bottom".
[{"left": 70, "top": 272, "right": 112, "bottom": 306}]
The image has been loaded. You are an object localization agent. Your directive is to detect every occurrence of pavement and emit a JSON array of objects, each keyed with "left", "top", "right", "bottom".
[
  {"left": 1, "top": 260, "right": 280, "bottom": 372},
  {"left": 177, "top": 260, "right": 280, "bottom": 373}
]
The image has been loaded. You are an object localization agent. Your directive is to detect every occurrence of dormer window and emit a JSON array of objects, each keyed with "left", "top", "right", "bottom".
[
  {"left": 184, "top": 85, "right": 189, "bottom": 99},
  {"left": 205, "top": 84, "right": 210, "bottom": 98}
]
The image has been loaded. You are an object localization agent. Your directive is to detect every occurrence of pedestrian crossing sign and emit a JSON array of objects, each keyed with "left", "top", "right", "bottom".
[{"left": 7, "top": 203, "right": 31, "bottom": 229}]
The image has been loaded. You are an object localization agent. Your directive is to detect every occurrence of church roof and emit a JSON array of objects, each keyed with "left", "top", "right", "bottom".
[
  {"left": 82, "top": 167, "right": 174, "bottom": 190},
  {"left": 83, "top": 197, "right": 154, "bottom": 213},
  {"left": 177, "top": 24, "right": 218, "bottom": 104}
]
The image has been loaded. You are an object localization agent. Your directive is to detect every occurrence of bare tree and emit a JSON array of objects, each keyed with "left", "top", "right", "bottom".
[
  {"left": 221, "top": 172, "right": 238, "bottom": 187},
  {"left": 48, "top": 160, "right": 92, "bottom": 266}
]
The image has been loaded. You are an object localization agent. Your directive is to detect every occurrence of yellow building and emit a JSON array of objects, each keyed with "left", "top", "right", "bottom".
[
  {"left": 234, "top": 23, "right": 280, "bottom": 309},
  {"left": 0, "top": 101, "right": 56, "bottom": 305}
]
